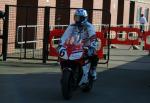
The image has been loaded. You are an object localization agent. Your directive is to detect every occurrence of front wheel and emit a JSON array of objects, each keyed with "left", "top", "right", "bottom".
[{"left": 61, "top": 69, "right": 73, "bottom": 100}]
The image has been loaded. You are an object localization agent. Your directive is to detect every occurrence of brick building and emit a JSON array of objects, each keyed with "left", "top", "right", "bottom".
[
  {"left": 0, "top": 0, "right": 150, "bottom": 54},
  {"left": 0, "top": 0, "right": 150, "bottom": 27}
]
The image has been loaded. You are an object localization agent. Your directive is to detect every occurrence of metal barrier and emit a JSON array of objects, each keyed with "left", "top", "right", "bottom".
[
  {"left": 143, "top": 31, "right": 150, "bottom": 55},
  {"left": 48, "top": 29, "right": 64, "bottom": 57},
  {"left": 48, "top": 29, "right": 108, "bottom": 63},
  {"left": 48, "top": 25, "right": 150, "bottom": 63},
  {"left": 16, "top": 24, "right": 150, "bottom": 59},
  {"left": 2, "top": 5, "right": 111, "bottom": 63},
  {"left": 15, "top": 22, "right": 110, "bottom": 63},
  {"left": 16, "top": 24, "right": 149, "bottom": 63},
  {"left": 16, "top": 25, "right": 44, "bottom": 59},
  {"left": 16, "top": 25, "right": 43, "bottom": 44},
  {"left": 2, "top": 5, "right": 46, "bottom": 62},
  {"left": 16, "top": 24, "right": 110, "bottom": 63},
  {"left": 108, "top": 27, "right": 141, "bottom": 45}
]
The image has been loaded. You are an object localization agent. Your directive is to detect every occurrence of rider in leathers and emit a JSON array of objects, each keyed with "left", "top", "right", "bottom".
[{"left": 58, "top": 9, "right": 99, "bottom": 86}]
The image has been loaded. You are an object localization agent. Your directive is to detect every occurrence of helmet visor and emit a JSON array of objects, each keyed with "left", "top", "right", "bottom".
[{"left": 74, "top": 15, "right": 86, "bottom": 23}]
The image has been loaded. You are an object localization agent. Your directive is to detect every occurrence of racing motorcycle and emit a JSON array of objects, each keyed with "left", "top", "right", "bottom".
[{"left": 58, "top": 36, "right": 94, "bottom": 100}]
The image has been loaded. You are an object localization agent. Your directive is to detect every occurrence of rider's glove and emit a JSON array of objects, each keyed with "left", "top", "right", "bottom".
[
  {"left": 87, "top": 46, "right": 96, "bottom": 56},
  {"left": 83, "top": 46, "right": 96, "bottom": 57}
]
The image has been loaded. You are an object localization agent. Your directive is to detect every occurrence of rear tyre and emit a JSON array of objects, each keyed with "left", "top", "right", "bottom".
[{"left": 61, "top": 70, "right": 73, "bottom": 100}]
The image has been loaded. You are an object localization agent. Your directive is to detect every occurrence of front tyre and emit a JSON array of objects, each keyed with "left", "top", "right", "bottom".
[{"left": 61, "top": 69, "right": 72, "bottom": 100}]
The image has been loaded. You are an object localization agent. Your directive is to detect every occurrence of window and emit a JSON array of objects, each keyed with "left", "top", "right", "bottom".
[
  {"left": 136, "top": 7, "right": 142, "bottom": 22},
  {"left": 144, "top": 8, "right": 149, "bottom": 22}
]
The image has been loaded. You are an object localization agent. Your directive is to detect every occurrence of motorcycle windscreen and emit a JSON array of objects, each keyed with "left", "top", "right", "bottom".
[
  {"left": 69, "top": 51, "right": 83, "bottom": 60},
  {"left": 64, "top": 35, "right": 84, "bottom": 60}
]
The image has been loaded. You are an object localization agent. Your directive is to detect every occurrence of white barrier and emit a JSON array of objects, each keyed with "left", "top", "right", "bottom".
[{"left": 16, "top": 24, "right": 150, "bottom": 45}]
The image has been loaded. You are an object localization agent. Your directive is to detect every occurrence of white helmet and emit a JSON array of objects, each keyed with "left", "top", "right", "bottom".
[{"left": 74, "top": 9, "right": 88, "bottom": 25}]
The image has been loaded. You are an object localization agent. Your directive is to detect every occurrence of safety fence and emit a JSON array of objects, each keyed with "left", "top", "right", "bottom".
[
  {"left": 2, "top": 5, "right": 46, "bottom": 61},
  {"left": 4, "top": 22, "right": 149, "bottom": 62},
  {"left": 108, "top": 26, "right": 150, "bottom": 52},
  {"left": 48, "top": 25, "right": 150, "bottom": 62},
  {"left": 1, "top": 5, "right": 110, "bottom": 63},
  {"left": 48, "top": 29, "right": 102, "bottom": 59},
  {"left": 48, "top": 29, "right": 106, "bottom": 59},
  {"left": 108, "top": 27, "right": 141, "bottom": 45},
  {"left": 16, "top": 25, "right": 44, "bottom": 59},
  {"left": 143, "top": 31, "right": 150, "bottom": 51},
  {"left": 2, "top": 5, "right": 149, "bottom": 63},
  {"left": 47, "top": 24, "right": 111, "bottom": 64}
]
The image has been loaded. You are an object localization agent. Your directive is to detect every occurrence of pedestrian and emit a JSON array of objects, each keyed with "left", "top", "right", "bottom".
[
  {"left": 139, "top": 14, "right": 147, "bottom": 33},
  {"left": 132, "top": 14, "right": 147, "bottom": 50}
]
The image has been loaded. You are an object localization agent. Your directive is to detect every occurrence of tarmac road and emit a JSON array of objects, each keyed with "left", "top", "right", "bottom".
[{"left": 0, "top": 46, "right": 150, "bottom": 103}]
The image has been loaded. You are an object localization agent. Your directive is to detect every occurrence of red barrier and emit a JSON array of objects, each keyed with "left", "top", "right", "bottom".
[
  {"left": 143, "top": 31, "right": 150, "bottom": 50},
  {"left": 96, "top": 32, "right": 106, "bottom": 59},
  {"left": 49, "top": 29, "right": 65, "bottom": 56},
  {"left": 104, "top": 27, "right": 141, "bottom": 45},
  {"left": 48, "top": 29, "right": 106, "bottom": 59}
]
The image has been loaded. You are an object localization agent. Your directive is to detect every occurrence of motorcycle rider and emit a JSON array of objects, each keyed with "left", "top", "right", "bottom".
[{"left": 58, "top": 9, "right": 99, "bottom": 86}]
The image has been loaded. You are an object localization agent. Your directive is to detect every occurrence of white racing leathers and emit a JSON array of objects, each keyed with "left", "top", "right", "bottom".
[{"left": 59, "top": 22, "right": 99, "bottom": 85}]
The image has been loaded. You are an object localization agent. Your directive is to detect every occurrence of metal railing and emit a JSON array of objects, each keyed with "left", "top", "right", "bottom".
[
  {"left": 16, "top": 24, "right": 110, "bottom": 47},
  {"left": 16, "top": 25, "right": 43, "bottom": 44},
  {"left": 16, "top": 24, "right": 149, "bottom": 46},
  {"left": 16, "top": 23, "right": 149, "bottom": 63},
  {"left": 16, "top": 23, "right": 147, "bottom": 51},
  {"left": 16, "top": 25, "right": 44, "bottom": 59}
]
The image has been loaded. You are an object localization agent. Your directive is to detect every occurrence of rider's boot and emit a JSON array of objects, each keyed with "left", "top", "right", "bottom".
[
  {"left": 79, "top": 63, "right": 90, "bottom": 86},
  {"left": 90, "top": 67, "right": 97, "bottom": 80},
  {"left": 90, "top": 55, "right": 99, "bottom": 80}
]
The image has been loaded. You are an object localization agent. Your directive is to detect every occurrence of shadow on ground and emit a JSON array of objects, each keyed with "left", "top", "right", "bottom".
[{"left": 0, "top": 56, "right": 150, "bottom": 103}]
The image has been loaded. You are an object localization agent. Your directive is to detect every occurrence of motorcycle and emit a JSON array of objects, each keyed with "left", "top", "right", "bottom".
[{"left": 58, "top": 36, "right": 94, "bottom": 100}]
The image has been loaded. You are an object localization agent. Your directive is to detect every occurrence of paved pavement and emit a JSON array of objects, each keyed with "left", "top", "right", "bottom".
[{"left": 0, "top": 46, "right": 150, "bottom": 103}]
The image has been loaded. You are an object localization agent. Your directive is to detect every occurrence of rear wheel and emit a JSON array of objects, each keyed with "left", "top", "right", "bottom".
[{"left": 61, "top": 69, "right": 73, "bottom": 100}]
